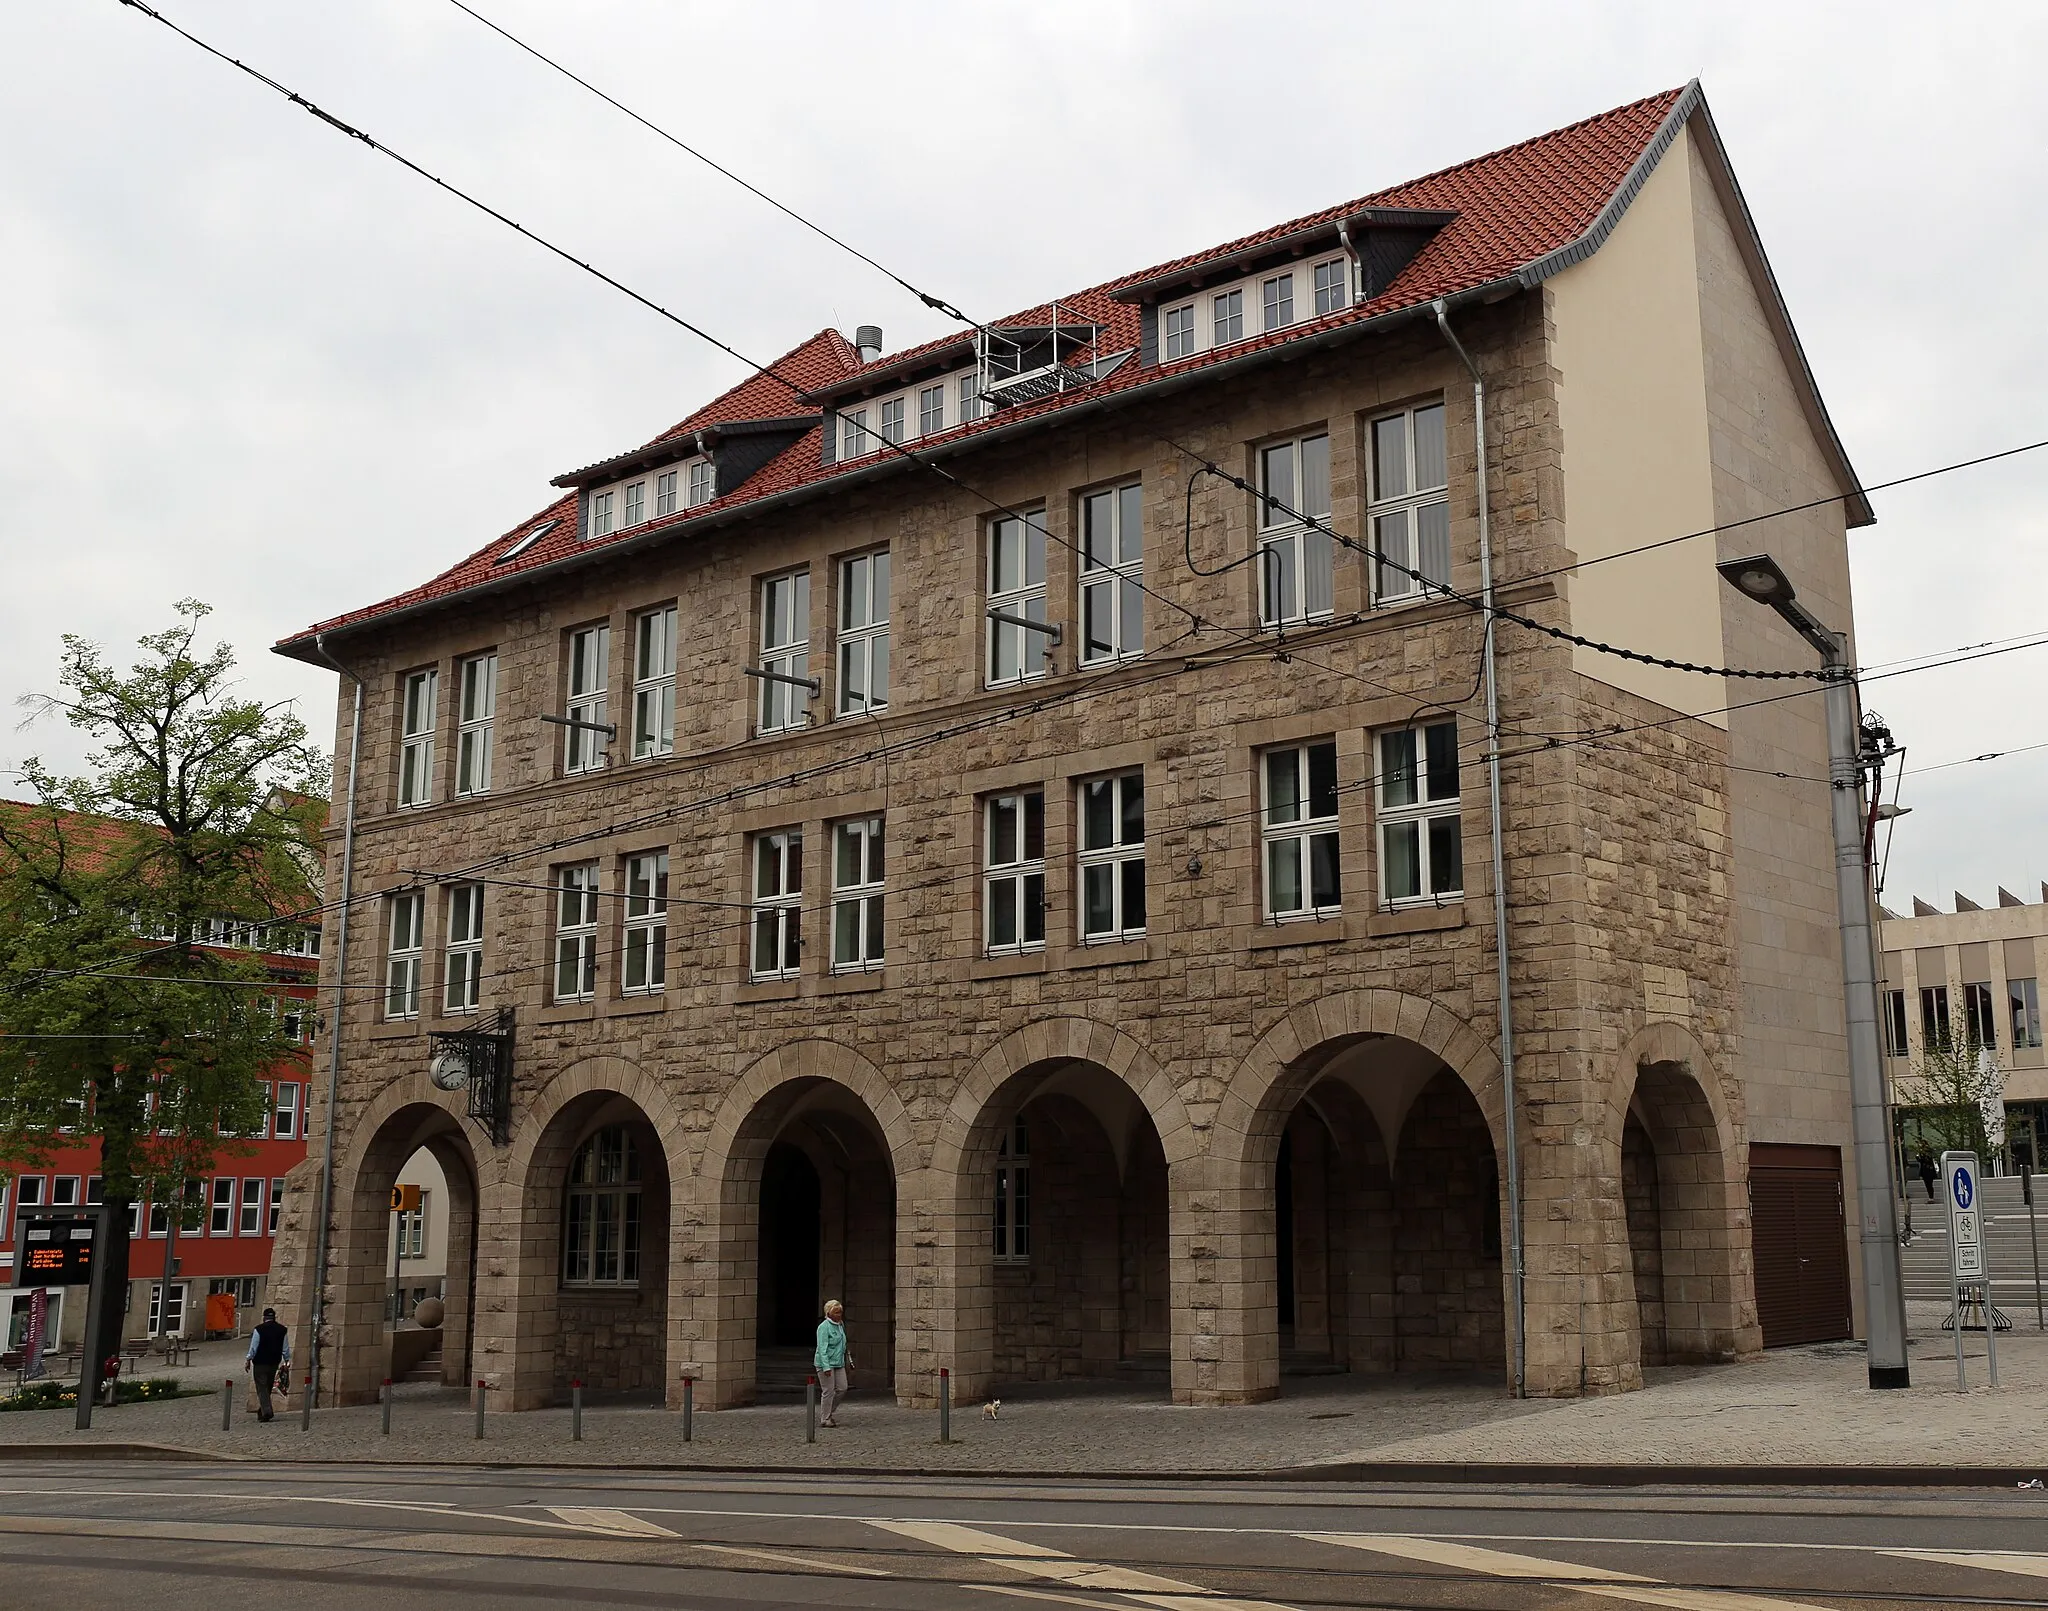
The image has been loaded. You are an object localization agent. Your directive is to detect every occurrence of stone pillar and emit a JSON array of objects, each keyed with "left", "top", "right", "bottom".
[{"left": 1176, "top": 1154, "right": 1278, "bottom": 1404}]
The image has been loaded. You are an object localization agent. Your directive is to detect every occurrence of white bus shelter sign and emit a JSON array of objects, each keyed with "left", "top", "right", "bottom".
[{"left": 1945, "top": 1152, "right": 1984, "bottom": 1280}]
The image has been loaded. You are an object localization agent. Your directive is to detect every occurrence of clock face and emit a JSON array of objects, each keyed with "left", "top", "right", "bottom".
[{"left": 429, "top": 1049, "right": 470, "bottom": 1091}]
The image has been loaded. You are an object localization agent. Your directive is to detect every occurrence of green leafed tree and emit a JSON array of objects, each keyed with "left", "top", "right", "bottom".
[
  {"left": 1895, "top": 1002, "right": 2006, "bottom": 1168},
  {"left": 0, "top": 600, "right": 327, "bottom": 1367}
]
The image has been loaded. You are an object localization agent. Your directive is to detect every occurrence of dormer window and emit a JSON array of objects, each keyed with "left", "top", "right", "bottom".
[
  {"left": 841, "top": 409, "right": 869, "bottom": 460},
  {"left": 920, "top": 385, "right": 945, "bottom": 436},
  {"left": 1212, "top": 289, "right": 1244, "bottom": 346},
  {"left": 623, "top": 480, "right": 645, "bottom": 528},
  {"left": 1263, "top": 274, "right": 1294, "bottom": 331},
  {"left": 1313, "top": 257, "right": 1350, "bottom": 316},
  {"left": 590, "top": 490, "right": 614, "bottom": 537},
  {"left": 878, "top": 397, "right": 906, "bottom": 446},
  {"left": 655, "top": 470, "right": 677, "bottom": 517},
  {"left": 1163, "top": 304, "right": 1197, "bottom": 360},
  {"left": 688, "top": 460, "right": 714, "bottom": 507}
]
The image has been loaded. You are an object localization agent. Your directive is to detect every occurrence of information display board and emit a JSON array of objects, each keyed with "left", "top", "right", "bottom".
[{"left": 13, "top": 1215, "right": 97, "bottom": 1287}]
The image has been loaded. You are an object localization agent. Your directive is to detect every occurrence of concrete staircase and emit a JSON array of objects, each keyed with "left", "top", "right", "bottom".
[
  {"left": 1897, "top": 1175, "right": 2048, "bottom": 1313},
  {"left": 400, "top": 1344, "right": 444, "bottom": 1384}
]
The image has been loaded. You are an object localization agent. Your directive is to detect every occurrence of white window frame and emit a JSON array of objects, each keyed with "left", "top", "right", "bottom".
[
  {"left": 397, "top": 1192, "right": 428, "bottom": 1259},
  {"left": 562, "top": 1127, "right": 641, "bottom": 1287},
  {"left": 590, "top": 489, "right": 615, "bottom": 537},
  {"left": 269, "top": 1179, "right": 286, "bottom": 1235},
  {"left": 1312, "top": 256, "right": 1350, "bottom": 316},
  {"left": 758, "top": 569, "right": 812, "bottom": 734},
  {"left": 831, "top": 816, "right": 885, "bottom": 973},
  {"left": 919, "top": 384, "right": 946, "bottom": 436},
  {"left": 239, "top": 1177, "right": 264, "bottom": 1236},
  {"left": 14, "top": 1176, "right": 43, "bottom": 1211},
  {"left": 1377, "top": 719, "right": 1462, "bottom": 908},
  {"left": 272, "top": 1082, "right": 301, "bottom": 1141},
  {"left": 210, "top": 1176, "right": 234, "bottom": 1236},
  {"left": 878, "top": 395, "right": 906, "bottom": 445},
  {"left": 688, "top": 459, "right": 715, "bottom": 508},
  {"left": 623, "top": 479, "right": 646, "bottom": 529},
  {"left": 1369, "top": 402, "right": 1450, "bottom": 603},
  {"left": 398, "top": 668, "right": 438, "bottom": 808},
  {"left": 1079, "top": 483, "right": 1144, "bottom": 664},
  {"left": 750, "top": 830, "right": 804, "bottom": 981},
  {"left": 984, "top": 791, "right": 1045, "bottom": 957},
  {"left": 1263, "top": 741, "right": 1341, "bottom": 922},
  {"left": 554, "top": 864, "right": 600, "bottom": 1003},
  {"left": 632, "top": 605, "right": 678, "bottom": 759},
  {"left": 1162, "top": 302, "right": 1197, "bottom": 360},
  {"left": 454, "top": 653, "right": 496, "bottom": 797},
  {"left": 837, "top": 550, "right": 891, "bottom": 715},
  {"left": 958, "top": 371, "right": 983, "bottom": 424},
  {"left": 840, "top": 408, "right": 869, "bottom": 460},
  {"left": 1258, "top": 433, "right": 1334, "bottom": 627},
  {"left": 564, "top": 624, "right": 611, "bottom": 774},
  {"left": 1262, "top": 272, "right": 1294, "bottom": 332},
  {"left": 444, "top": 883, "right": 484, "bottom": 1014},
  {"left": 148, "top": 1281, "right": 187, "bottom": 1337},
  {"left": 1212, "top": 287, "right": 1244, "bottom": 346},
  {"left": 622, "top": 851, "right": 668, "bottom": 996},
  {"left": 51, "top": 1176, "right": 81, "bottom": 1208},
  {"left": 655, "top": 468, "right": 678, "bottom": 517},
  {"left": 1078, "top": 770, "right": 1145, "bottom": 943},
  {"left": 385, "top": 891, "right": 424, "bottom": 1019},
  {"left": 994, "top": 1118, "right": 1030, "bottom": 1264},
  {"left": 986, "top": 512, "right": 1050, "bottom": 687}
]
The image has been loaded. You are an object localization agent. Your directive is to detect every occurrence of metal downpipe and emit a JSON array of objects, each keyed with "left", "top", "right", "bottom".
[{"left": 1434, "top": 298, "right": 1526, "bottom": 1399}]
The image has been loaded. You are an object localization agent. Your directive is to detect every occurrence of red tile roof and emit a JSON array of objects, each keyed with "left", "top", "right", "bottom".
[{"left": 279, "top": 86, "right": 1711, "bottom": 654}]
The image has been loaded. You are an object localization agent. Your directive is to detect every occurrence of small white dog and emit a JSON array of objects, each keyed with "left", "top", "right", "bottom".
[{"left": 981, "top": 1398, "right": 1001, "bottom": 1421}]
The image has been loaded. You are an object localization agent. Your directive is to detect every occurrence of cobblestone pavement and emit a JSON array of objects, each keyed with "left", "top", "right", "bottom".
[{"left": 5, "top": 1310, "right": 2041, "bottom": 1475}]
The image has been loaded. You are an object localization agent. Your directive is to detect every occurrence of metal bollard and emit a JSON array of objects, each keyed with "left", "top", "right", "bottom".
[
  {"left": 222, "top": 1379, "right": 234, "bottom": 1432},
  {"left": 571, "top": 1379, "right": 582, "bottom": 1443},
  {"left": 475, "top": 1378, "right": 487, "bottom": 1440},
  {"left": 299, "top": 1372, "right": 312, "bottom": 1431},
  {"left": 381, "top": 1378, "right": 392, "bottom": 1436},
  {"left": 939, "top": 1367, "right": 951, "bottom": 1444},
  {"left": 805, "top": 1374, "right": 817, "bottom": 1444},
  {"left": 682, "top": 1375, "right": 694, "bottom": 1442}
]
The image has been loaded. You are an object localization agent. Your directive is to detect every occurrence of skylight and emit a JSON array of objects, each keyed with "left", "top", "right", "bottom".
[{"left": 495, "top": 518, "right": 559, "bottom": 565}]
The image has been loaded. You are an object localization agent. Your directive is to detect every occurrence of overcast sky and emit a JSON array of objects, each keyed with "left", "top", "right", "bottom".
[{"left": 3, "top": 1, "right": 2042, "bottom": 912}]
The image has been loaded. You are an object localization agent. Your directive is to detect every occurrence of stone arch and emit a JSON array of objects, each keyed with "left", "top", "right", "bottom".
[
  {"left": 484, "top": 1054, "right": 685, "bottom": 1409},
  {"left": 1601, "top": 1021, "right": 1759, "bottom": 1368},
  {"left": 920, "top": 1018, "right": 1194, "bottom": 1404},
  {"left": 686, "top": 1039, "right": 914, "bottom": 1409}
]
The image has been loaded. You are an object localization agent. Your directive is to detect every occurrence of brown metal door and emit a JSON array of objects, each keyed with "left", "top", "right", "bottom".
[{"left": 1748, "top": 1143, "right": 1852, "bottom": 1347}]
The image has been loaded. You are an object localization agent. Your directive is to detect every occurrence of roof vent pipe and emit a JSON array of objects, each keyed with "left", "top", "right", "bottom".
[{"left": 854, "top": 325, "right": 884, "bottom": 364}]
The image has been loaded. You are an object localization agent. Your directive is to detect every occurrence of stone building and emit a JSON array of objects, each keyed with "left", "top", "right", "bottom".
[{"left": 268, "top": 82, "right": 1876, "bottom": 1409}]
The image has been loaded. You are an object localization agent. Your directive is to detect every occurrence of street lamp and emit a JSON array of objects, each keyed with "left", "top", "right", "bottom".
[{"left": 1716, "top": 553, "right": 1910, "bottom": 1388}]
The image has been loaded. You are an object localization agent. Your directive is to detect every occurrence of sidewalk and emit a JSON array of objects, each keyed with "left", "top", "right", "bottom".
[{"left": 5, "top": 1308, "right": 2043, "bottom": 1480}]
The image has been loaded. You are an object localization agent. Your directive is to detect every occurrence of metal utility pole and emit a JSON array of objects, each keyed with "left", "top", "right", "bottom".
[{"left": 1717, "top": 555, "right": 1910, "bottom": 1388}]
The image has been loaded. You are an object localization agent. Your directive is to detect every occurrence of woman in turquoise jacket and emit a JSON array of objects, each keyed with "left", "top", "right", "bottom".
[{"left": 814, "top": 1299, "right": 849, "bottom": 1426}]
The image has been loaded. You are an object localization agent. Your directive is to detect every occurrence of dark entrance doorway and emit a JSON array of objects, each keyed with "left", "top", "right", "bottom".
[
  {"left": 1749, "top": 1142, "right": 1852, "bottom": 1346},
  {"left": 759, "top": 1142, "right": 821, "bottom": 1348}
]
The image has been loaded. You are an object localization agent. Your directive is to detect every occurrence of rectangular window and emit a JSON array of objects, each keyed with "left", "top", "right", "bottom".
[
  {"left": 623, "top": 480, "right": 645, "bottom": 528},
  {"left": 590, "top": 489, "right": 614, "bottom": 537},
  {"left": 398, "top": 668, "right": 438, "bottom": 808},
  {"left": 1163, "top": 303, "right": 1197, "bottom": 360},
  {"left": 878, "top": 396, "right": 906, "bottom": 446},
  {"left": 210, "top": 1177, "right": 234, "bottom": 1236},
  {"left": 837, "top": 550, "right": 891, "bottom": 715},
  {"left": 750, "top": 831, "right": 803, "bottom": 980},
  {"left": 1080, "top": 483, "right": 1144, "bottom": 664},
  {"left": 1262, "top": 273, "right": 1294, "bottom": 331},
  {"left": 1963, "top": 981, "right": 1998, "bottom": 1048},
  {"left": 15, "top": 1176, "right": 43, "bottom": 1209},
  {"left": 919, "top": 384, "right": 946, "bottom": 437},
  {"left": 958, "top": 372, "right": 982, "bottom": 425},
  {"left": 1212, "top": 288, "right": 1244, "bottom": 346},
  {"left": 444, "top": 883, "right": 484, "bottom": 1014},
  {"left": 52, "top": 1176, "right": 80, "bottom": 1208},
  {"left": 86, "top": 1176, "right": 103, "bottom": 1205},
  {"left": 622, "top": 851, "right": 668, "bottom": 996},
  {"left": 272, "top": 1082, "right": 301, "bottom": 1141},
  {"left": 841, "top": 408, "right": 869, "bottom": 460},
  {"left": 148, "top": 1282, "right": 185, "bottom": 1336},
  {"left": 758, "top": 570, "right": 812, "bottom": 733},
  {"left": 831, "top": 817, "right": 885, "bottom": 972},
  {"left": 454, "top": 653, "right": 496, "bottom": 797},
  {"left": 385, "top": 891, "right": 424, "bottom": 1019},
  {"left": 1312, "top": 257, "right": 1349, "bottom": 315},
  {"left": 1883, "top": 989, "right": 1910, "bottom": 1057},
  {"left": 994, "top": 1118, "right": 1030, "bottom": 1263},
  {"left": 1378, "top": 720, "right": 1462, "bottom": 906},
  {"left": 632, "top": 605, "right": 678, "bottom": 759},
  {"left": 270, "top": 1179, "right": 285, "bottom": 1235},
  {"left": 398, "top": 1194, "right": 427, "bottom": 1259},
  {"left": 564, "top": 624, "right": 611, "bottom": 774},
  {"left": 1264, "top": 742, "right": 1340, "bottom": 921},
  {"left": 2013, "top": 978, "right": 2043, "bottom": 1050},
  {"left": 554, "top": 864, "right": 600, "bottom": 1002},
  {"left": 1370, "top": 403, "right": 1451, "bottom": 602},
  {"left": 987, "top": 513, "right": 1050, "bottom": 686},
  {"left": 239, "top": 1178, "right": 263, "bottom": 1236},
  {"left": 655, "top": 469, "right": 678, "bottom": 517},
  {"left": 1258, "top": 434, "right": 1334, "bottom": 626},
  {"left": 688, "top": 459, "right": 715, "bottom": 507},
  {"left": 1920, "top": 985, "right": 1952, "bottom": 1050},
  {"left": 1079, "top": 771, "right": 1145, "bottom": 942},
  {"left": 984, "top": 791, "right": 1045, "bottom": 956}
]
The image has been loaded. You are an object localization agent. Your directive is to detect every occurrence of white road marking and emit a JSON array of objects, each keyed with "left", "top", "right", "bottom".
[
  {"left": 1301, "top": 1531, "right": 1651, "bottom": 1581},
  {"left": 694, "top": 1542, "right": 888, "bottom": 1576},
  {"left": 544, "top": 1506, "right": 681, "bottom": 1537},
  {"left": 1881, "top": 1548, "right": 2048, "bottom": 1579}
]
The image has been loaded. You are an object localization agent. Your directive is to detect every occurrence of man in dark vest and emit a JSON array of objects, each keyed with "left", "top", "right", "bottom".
[{"left": 245, "top": 1307, "right": 291, "bottom": 1422}]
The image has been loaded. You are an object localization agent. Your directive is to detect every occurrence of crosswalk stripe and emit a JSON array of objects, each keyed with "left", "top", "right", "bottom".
[
  {"left": 871, "top": 1520, "right": 1068, "bottom": 1558},
  {"left": 1880, "top": 1549, "right": 2048, "bottom": 1580},
  {"left": 543, "top": 1506, "right": 680, "bottom": 1537},
  {"left": 1299, "top": 1533, "right": 1651, "bottom": 1581}
]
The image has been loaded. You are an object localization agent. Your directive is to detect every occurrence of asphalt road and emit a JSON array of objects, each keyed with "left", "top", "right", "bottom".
[{"left": 0, "top": 1461, "right": 2043, "bottom": 1610}]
